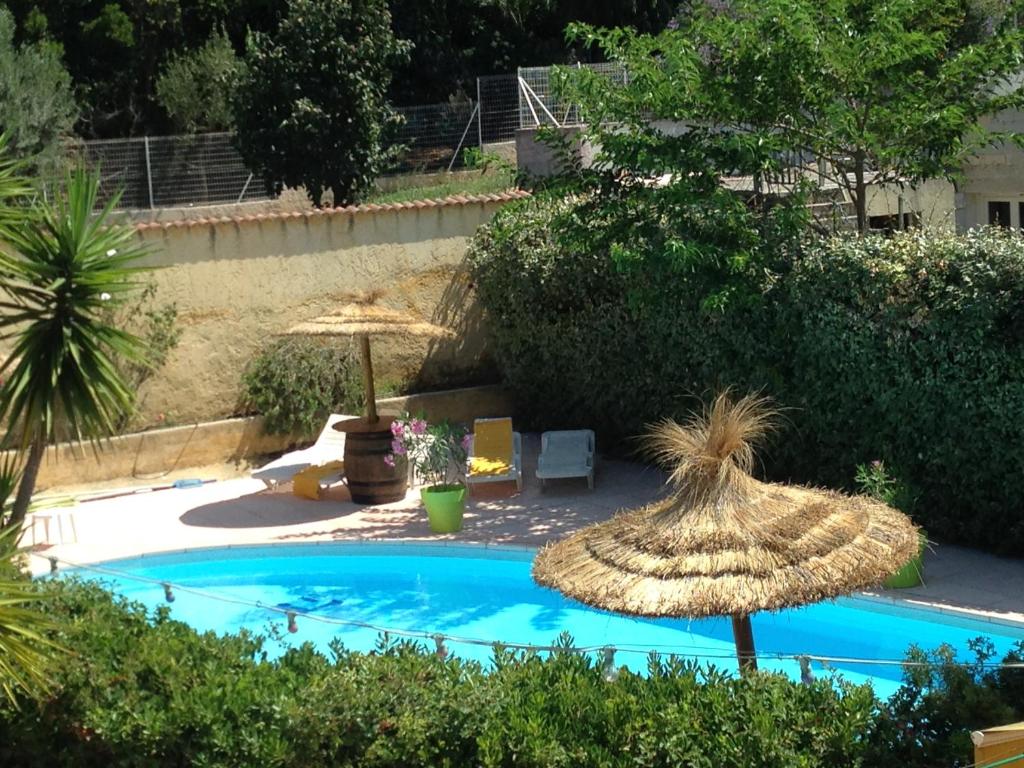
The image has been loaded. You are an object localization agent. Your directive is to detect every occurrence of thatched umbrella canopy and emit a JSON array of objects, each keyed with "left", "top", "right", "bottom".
[
  {"left": 533, "top": 393, "right": 920, "bottom": 671},
  {"left": 284, "top": 301, "right": 453, "bottom": 424}
]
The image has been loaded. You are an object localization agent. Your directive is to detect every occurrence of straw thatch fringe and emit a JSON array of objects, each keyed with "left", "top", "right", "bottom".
[
  {"left": 533, "top": 393, "right": 919, "bottom": 618},
  {"left": 283, "top": 303, "right": 455, "bottom": 339}
]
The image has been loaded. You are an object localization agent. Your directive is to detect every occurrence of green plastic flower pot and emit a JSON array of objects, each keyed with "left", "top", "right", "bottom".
[
  {"left": 884, "top": 531, "right": 927, "bottom": 589},
  {"left": 421, "top": 485, "right": 466, "bottom": 534}
]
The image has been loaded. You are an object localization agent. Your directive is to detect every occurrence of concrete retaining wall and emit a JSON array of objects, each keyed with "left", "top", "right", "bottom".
[{"left": 12, "top": 385, "right": 513, "bottom": 490}]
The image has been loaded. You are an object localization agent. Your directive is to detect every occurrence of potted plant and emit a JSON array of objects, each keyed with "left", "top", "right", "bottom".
[
  {"left": 855, "top": 460, "right": 927, "bottom": 588},
  {"left": 386, "top": 415, "right": 471, "bottom": 533}
]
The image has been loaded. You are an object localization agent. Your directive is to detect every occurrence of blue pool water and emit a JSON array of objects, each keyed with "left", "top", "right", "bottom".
[{"left": 63, "top": 542, "right": 1024, "bottom": 698}]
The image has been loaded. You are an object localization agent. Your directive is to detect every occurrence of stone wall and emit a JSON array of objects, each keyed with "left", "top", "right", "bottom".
[{"left": 131, "top": 192, "right": 527, "bottom": 427}]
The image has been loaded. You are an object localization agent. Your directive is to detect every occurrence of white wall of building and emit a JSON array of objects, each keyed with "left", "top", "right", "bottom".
[{"left": 957, "top": 110, "right": 1024, "bottom": 231}]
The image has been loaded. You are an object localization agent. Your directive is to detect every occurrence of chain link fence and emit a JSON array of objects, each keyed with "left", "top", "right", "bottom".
[
  {"left": 59, "top": 62, "right": 628, "bottom": 211},
  {"left": 476, "top": 74, "right": 520, "bottom": 143},
  {"left": 65, "top": 133, "right": 267, "bottom": 211},
  {"left": 516, "top": 62, "right": 627, "bottom": 128},
  {"left": 391, "top": 101, "right": 479, "bottom": 174}
]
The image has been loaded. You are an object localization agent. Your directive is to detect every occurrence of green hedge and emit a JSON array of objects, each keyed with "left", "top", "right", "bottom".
[
  {"left": 2, "top": 579, "right": 1023, "bottom": 766},
  {"left": 468, "top": 197, "right": 1024, "bottom": 553},
  {"left": 0, "top": 579, "right": 882, "bottom": 767}
]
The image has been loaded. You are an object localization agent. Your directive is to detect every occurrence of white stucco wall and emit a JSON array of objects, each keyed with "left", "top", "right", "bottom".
[{"left": 958, "top": 110, "right": 1024, "bottom": 231}]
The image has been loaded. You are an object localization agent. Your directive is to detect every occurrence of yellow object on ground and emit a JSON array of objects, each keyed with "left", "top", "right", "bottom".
[
  {"left": 469, "top": 418, "right": 513, "bottom": 477},
  {"left": 292, "top": 460, "right": 345, "bottom": 500}
]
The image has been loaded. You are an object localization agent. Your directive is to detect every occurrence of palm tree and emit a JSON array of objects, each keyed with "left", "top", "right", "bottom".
[
  {"left": 0, "top": 454, "right": 58, "bottom": 705},
  {"left": 0, "top": 135, "right": 32, "bottom": 216},
  {"left": 0, "top": 522, "right": 58, "bottom": 706},
  {"left": 0, "top": 164, "right": 150, "bottom": 529}
]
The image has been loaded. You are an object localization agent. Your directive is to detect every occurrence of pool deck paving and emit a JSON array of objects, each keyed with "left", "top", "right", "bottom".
[{"left": 26, "top": 435, "right": 1024, "bottom": 630}]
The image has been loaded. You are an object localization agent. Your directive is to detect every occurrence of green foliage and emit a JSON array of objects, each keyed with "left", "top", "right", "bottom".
[
  {"left": 0, "top": 133, "right": 33, "bottom": 227},
  {"left": 855, "top": 461, "right": 918, "bottom": 518},
  {"left": 233, "top": 0, "right": 410, "bottom": 206},
  {"left": 2, "top": 577, "right": 1023, "bottom": 766},
  {"left": 562, "top": 0, "right": 1024, "bottom": 231},
  {"left": 0, "top": 577, "right": 886, "bottom": 767},
  {"left": 777, "top": 228, "right": 1024, "bottom": 550},
  {"left": 156, "top": 28, "right": 244, "bottom": 132},
  {"left": 0, "top": 168, "right": 149, "bottom": 447},
  {"left": 0, "top": 526, "right": 58, "bottom": 707},
  {"left": 6, "top": 0, "right": 284, "bottom": 137},
  {"left": 104, "top": 282, "right": 181, "bottom": 432},
  {"left": 0, "top": 166, "right": 151, "bottom": 526},
  {"left": 462, "top": 146, "right": 518, "bottom": 182},
  {"left": 8, "top": 0, "right": 675, "bottom": 136},
  {"left": 366, "top": 171, "right": 515, "bottom": 205},
  {"left": 385, "top": 0, "right": 675, "bottom": 106},
  {"left": 241, "top": 338, "right": 361, "bottom": 435},
  {"left": 0, "top": 453, "right": 20, "bottom": 521},
  {"left": 470, "top": 197, "right": 1024, "bottom": 553},
  {"left": 865, "top": 639, "right": 1024, "bottom": 767},
  {"left": 0, "top": 7, "right": 77, "bottom": 175},
  {"left": 387, "top": 413, "right": 469, "bottom": 488},
  {"left": 479, "top": 644, "right": 879, "bottom": 767}
]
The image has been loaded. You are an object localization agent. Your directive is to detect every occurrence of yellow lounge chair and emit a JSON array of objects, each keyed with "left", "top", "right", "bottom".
[
  {"left": 466, "top": 417, "right": 522, "bottom": 491},
  {"left": 292, "top": 460, "right": 345, "bottom": 500}
]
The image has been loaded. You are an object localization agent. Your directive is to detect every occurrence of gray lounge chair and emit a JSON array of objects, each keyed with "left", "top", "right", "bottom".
[{"left": 536, "top": 429, "right": 596, "bottom": 489}]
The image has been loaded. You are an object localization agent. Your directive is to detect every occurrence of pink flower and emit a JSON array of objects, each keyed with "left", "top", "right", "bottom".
[
  {"left": 391, "top": 439, "right": 406, "bottom": 455},
  {"left": 383, "top": 454, "right": 395, "bottom": 467},
  {"left": 871, "top": 460, "right": 882, "bottom": 469},
  {"left": 461, "top": 433, "right": 472, "bottom": 450},
  {"left": 411, "top": 419, "right": 427, "bottom": 435},
  {"left": 390, "top": 421, "right": 404, "bottom": 437}
]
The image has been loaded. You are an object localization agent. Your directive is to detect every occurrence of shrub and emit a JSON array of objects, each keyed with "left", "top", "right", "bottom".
[
  {"left": 0, "top": 579, "right": 882, "bottom": 767},
  {"left": 468, "top": 199, "right": 1024, "bottom": 553},
  {"left": 3, "top": 578, "right": 1024, "bottom": 766},
  {"left": 241, "top": 338, "right": 361, "bottom": 435},
  {"left": 233, "top": 0, "right": 410, "bottom": 206},
  {"left": 155, "top": 29, "right": 244, "bottom": 133},
  {"left": 0, "top": 7, "right": 77, "bottom": 176},
  {"left": 865, "top": 639, "right": 1024, "bottom": 767}
]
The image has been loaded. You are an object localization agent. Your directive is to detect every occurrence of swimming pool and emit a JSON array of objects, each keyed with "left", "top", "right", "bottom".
[{"left": 62, "top": 541, "right": 1024, "bottom": 698}]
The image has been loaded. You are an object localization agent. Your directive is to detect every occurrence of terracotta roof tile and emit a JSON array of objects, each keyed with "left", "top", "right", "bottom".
[{"left": 133, "top": 189, "right": 529, "bottom": 232}]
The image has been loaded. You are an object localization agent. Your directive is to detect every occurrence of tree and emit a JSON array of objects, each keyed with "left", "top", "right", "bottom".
[
  {"left": 0, "top": 165, "right": 150, "bottom": 529},
  {"left": 0, "top": 521, "right": 58, "bottom": 706},
  {"left": 234, "top": 0, "right": 410, "bottom": 206},
  {"left": 0, "top": 7, "right": 77, "bottom": 176},
  {"left": 6, "top": 0, "right": 285, "bottom": 137},
  {"left": 156, "top": 29, "right": 245, "bottom": 132},
  {"left": 563, "top": 0, "right": 1024, "bottom": 233},
  {"left": 387, "top": 0, "right": 676, "bottom": 105}
]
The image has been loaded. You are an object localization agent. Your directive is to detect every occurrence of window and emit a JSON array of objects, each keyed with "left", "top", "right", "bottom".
[
  {"left": 868, "top": 212, "right": 920, "bottom": 235},
  {"left": 1019, "top": 202, "right": 1024, "bottom": 230},
  {"left": 988, "top": 201, "right": 1011, "bottom": 228}
]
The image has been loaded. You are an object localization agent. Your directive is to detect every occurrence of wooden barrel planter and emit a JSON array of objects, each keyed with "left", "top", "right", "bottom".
[{"left": 335, "top": 416, "right": 408, "bottom": 504}]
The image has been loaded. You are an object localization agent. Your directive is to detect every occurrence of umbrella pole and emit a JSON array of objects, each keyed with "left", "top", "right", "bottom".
[
  {"left": 357, "top": 334, "right": 378, "bottom": 424},
  {"left": 731, "top": 615, "right": 758, "bottom": 673}
]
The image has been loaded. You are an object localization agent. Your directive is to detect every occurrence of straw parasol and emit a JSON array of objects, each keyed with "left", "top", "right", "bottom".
[
  {"left": 532, "top": 392, "right": 920, "bottom": 672},
  {"left": 284, "top": 300, "right": 454, "bottom": 424}
]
